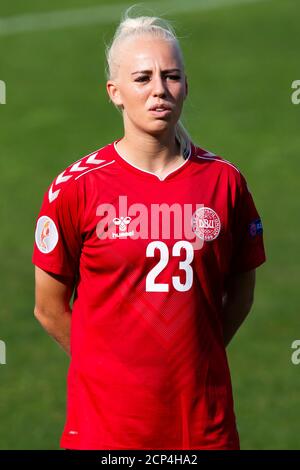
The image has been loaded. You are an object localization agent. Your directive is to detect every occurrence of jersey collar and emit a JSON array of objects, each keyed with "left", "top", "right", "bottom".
[{"left": 112, "top": 138, "right": 194, "bottom": 182}]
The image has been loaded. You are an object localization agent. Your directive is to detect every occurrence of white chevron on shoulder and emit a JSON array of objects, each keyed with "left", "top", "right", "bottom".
[
  {"left": 69, "top": 161, "right": 89, "bottom": 172},
  {"left": 56, "top": 170, "right": 72, "bottom": 185},
  {"left": 48, "top": 184, "right": 61, "bottom": 203},
  {"left": 86, "top": 152, "right": 105, "bottom": 164},
  {"left": 47, "top": 144, "right": 113, "bottom": 203}
]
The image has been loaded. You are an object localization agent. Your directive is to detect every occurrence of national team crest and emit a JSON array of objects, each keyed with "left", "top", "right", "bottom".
[{"left": 191, "top": 207, "right": 221, "bottom": 241}]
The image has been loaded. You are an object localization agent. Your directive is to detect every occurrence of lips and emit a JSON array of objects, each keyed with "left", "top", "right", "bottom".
[
  {"left": 149, "top": 108, "right": 172, "bottom": 118},
  {"left": 148, "top": 103, "right": 173, "bottom": 118},
  {"left": 149, "top": 103, "right": 172, "bottom": 111}
]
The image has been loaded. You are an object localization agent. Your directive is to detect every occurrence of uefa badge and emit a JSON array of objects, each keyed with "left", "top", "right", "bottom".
[
  {"left": 248, "top": 218, "right": 263, "bottom": 238},
  {"left": 35, "top": 216, "right": 59, "bottom": 253},
  {"left": 191, "top": 207, "right": 221, "bottom": 241}
]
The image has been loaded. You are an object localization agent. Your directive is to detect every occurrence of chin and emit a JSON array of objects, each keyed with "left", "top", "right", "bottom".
[
  {"left": 147, "top": 128, "right": 171, "bottom": 138},
  {"left": 148, "top": 121, "right": 172, "bottom": 134}
]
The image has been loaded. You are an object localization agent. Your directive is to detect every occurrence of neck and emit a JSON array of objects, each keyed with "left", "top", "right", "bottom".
[{"left": 116, "top": 127, "right": 185, "bottom": 175}]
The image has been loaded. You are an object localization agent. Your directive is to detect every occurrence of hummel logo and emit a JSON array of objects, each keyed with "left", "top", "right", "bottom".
[
  {"left": 113, "top": 216, "right": 131, "bottom": 231},
  {"left": 112, "top": 216, "right": 134, "bottom": 238}
]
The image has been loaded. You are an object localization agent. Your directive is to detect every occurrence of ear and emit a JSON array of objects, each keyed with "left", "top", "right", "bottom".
[{"left": 106, "top": 80, "right": 123, "bottom": 107}]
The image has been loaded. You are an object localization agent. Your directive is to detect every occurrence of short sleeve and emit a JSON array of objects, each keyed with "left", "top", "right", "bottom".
[
  {"left": 32, "top": 180, "right": 82, "bottom": 277},
  {"left": 230, "top": 172, "right": 266, "bottom": 274}
]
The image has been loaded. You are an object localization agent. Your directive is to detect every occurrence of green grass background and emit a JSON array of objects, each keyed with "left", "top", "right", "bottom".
[{"left": 0, "top": 0, "right": 299, "bottom": 449}]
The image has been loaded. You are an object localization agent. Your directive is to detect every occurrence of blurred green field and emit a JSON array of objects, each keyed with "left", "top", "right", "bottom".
[{"left": 0, "top": 0, "right": 299, "bottom": 450}]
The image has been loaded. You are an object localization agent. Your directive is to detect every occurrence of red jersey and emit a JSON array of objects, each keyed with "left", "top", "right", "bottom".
[{"left": 32, "top": 138, "right": 266, "bottom": 450}]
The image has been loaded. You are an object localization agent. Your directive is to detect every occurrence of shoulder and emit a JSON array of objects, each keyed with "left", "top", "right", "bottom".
[
  {"left": 192, "top": 143, "right": 240, "bottom": 174},
  {"left": 191, "top": 142, "right": 247, "bottom": 189},
  {"left": 45, "top": 141, "right": 116, "bottom": 204}
]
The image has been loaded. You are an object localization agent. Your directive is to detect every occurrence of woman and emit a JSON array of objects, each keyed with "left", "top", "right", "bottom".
[{"left": 32, "top": 9, "right": 266, "bottom": 450}]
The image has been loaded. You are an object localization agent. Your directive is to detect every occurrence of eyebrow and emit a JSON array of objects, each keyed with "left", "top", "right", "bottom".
[{"left": 131, "top": 68, "right": 181, "bottom": 75}]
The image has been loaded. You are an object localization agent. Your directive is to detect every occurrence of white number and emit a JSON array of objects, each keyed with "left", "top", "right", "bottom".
[
  {"left": 146, "top": 241, "right": 169, "bottom": 292},
  {"left": 172, "top": 241, "right": 194, "bottom": 292},
  {"left": 146, "top": 241, "right": 194, "bottom": 292}
]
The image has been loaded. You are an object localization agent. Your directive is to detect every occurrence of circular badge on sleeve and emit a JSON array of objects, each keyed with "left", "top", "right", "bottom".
[
  {"left": 35, "top": 216, "right": 59, "bottom": 253},
  {"left": 191, "top": 207, "right": 221, "bottom": 241}
]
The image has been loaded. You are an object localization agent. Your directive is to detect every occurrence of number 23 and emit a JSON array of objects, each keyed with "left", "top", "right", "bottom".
[{"left": 146, "top": 241, "right": 194, "bottom": 292}]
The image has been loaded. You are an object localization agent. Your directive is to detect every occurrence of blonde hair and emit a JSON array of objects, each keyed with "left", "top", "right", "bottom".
[{"left": 105, "top": 6, "right": 192, "bottom": 157}]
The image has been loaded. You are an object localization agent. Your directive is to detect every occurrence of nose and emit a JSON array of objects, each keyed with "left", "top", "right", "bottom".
[{"left": 152, "top": 73, "right": 166, "bottom": 97}]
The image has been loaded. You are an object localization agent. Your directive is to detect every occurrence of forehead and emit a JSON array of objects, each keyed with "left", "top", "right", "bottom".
[{"left": 119, "top": 35, "right": 183, "bottom": 71}]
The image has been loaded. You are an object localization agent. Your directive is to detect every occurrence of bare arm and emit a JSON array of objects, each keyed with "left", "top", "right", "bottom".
[
  {"left": 222, "top": 269, "right": 256, "bottom": 347},
  {"left": 34, "top": 266, "right": 75, "bottom": 357}
]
